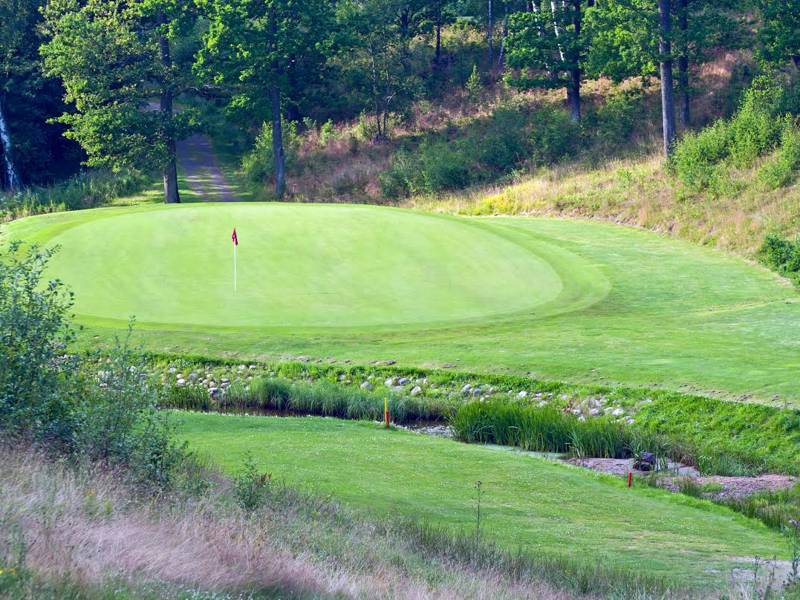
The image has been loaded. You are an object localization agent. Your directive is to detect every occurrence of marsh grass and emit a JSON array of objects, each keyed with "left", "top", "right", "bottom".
[
  {"left": 163, "top": 376, "right": 453, "bottom": 425},
  {"left": 450, "top": 400, "right": 666, "bottom": 460}
]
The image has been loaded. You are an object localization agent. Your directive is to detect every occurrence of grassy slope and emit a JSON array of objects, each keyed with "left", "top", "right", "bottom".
[
  {"left": 176, "top": 412, "right": 788, "bottom": 590},
  {"left": 4, "top": 203, "right": 800, "bottom": 403},
  {"left": 413, "top": 153, "right": 800, "bottom": 257}
]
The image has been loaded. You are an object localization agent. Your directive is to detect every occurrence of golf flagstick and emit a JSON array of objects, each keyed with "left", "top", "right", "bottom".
[{"left": 231, "top": 227, "right": 239, "bottom": 293}]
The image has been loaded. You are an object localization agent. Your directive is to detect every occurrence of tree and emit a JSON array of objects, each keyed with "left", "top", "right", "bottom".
[
  {"left": 759, "top": 0, "right": 800, "bottom": 69},
  {"left": 658, "top": 0, "right": 677, "bottom": 155},
  {"left": 41, "top": 0, "right": 198, "bottom": 203},
  {"left": 198, "top": 0, "right": 333, "bottom": 198},
  {"left": 335, "top": 0, "right": 423, "bottom": 139},
  {"left": 505, "top": 1, "right": 591, "bottom": 121}
]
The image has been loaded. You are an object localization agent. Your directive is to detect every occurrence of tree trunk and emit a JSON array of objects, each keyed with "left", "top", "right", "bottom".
[
  {"left": 677, "top": 0, "right": 690, "bottom": 127},
  {"left": 434, "top": 12, "right": 442, "bottom": 67},
  {"left": 567, "top": 71, "right": 581, "bottom": 122},
  {"left": 158, "top": 17, "right": 179, "bottom": 204},
  {"left": 487, "top": 0, "right": 494, "bottom": 66},
  {"left": 270, "top": 85, "right": 286, "bottom": 199},
  {"left": 658, "top": 0, "right": 676, "bottom": 156},
  {"left": 567, "top": 0, "right": 582, "bottom": 122}
]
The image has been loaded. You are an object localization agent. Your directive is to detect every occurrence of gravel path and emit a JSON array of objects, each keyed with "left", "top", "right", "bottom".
[{"left": 177, "top": 134, "right": 237, "bottom": 202}]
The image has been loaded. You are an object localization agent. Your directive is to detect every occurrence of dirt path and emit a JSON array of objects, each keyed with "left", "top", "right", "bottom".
[{"left": 177, "top": 134, "right": 237, "bottom": 202}]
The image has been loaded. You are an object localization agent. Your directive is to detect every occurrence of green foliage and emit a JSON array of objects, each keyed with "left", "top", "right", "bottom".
[
  {"left": 758, "top": 121, "right": 800, "bottom": 189},
  {"left": 671, "top": 78, "right": 793, "bottom": 195},
  {"left": 465, "top": 64, "right": 482, "bottom": 100},
  {"left": 233, "top": 452, "right": 271, "bottom": 511},
  {"left": 380, "top": 107, "right": 532, "bottom": 196},
  {"left": 759, "top": 234, "right": 800, "bottom": 285},
  {"left": 0, "top": 242, "right": 77, "bottom": 444},
  {"left": 40, "top": 0, "right": 199, "bottom": 175},
  {"left": 0, "top": 169, "right": 147, "bottom": 221},
  {"left": 241, "top": 121, "right": 299, "bottom": 186},
  {"left": 758, "top": 0, "right": 800, "bottom": 69},
  {"left": 529, "top": 107, "right": 579, "bottom": 166},
  {"left": 163, "top": 376, "right": 452, "bottom": 424},
  {"left": 451, "top": 400, "right": 648, "bottom": 459}
]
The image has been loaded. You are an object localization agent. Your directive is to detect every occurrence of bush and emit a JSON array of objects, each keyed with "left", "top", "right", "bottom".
[
  {"left": 233, "top": 452, "right": 272, "bottom": 511},
  {"left": 0, "top": 242, "right": 78, "bottom": 446},
  {"left": 758, "top": 120, "right": 800, "bottom": 189},
  {"left": 529, "top": 107, "right": 579, "bottom": 166},
  {"left": 671, "top": 77, "right": 787, "bottom": 194},
  {"left": 759, "top": 234, "right": 800, "bottom": 285},
  {"left": 241, "top": 120, "right": 299, "bottom": 188}
]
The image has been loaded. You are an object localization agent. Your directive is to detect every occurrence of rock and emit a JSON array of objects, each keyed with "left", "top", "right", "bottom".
[
  {"left": 384, "top": 377, "right": 396, "bottom": 387},
  {"left": 538, "top": 401, "right": 548, "bottom": 407},
  {"left": 517, "top": 391, "right": 528, "bottom": 399},
  {"left": 461, "top": 384, "right": 472, "bottom": 394},
  {"left": 589, "top": 408, "right": 601, "bottom": 416},
  {"left": 391, "top": 386, "right": 405, "bottom": 393},
  {"left": 188, "top": 372, "right": 198, "bottom": 382},
  {"left": 208, "top": 387, "right": 220, "bottom": 398},
  {"left": 471, "top": 387, "right": 482, "bottom": 397},
  {"left": 611, "top": 408, "right": 625, "bottom": 417},
  {"left": 410, "top": 386, "right": 422, "bottom": 396},
  {"left": 168, "top": 367, "right": 176, "bottom": 374},
  {"left": 249, "top": 365, "right": 257, "bottom": 370},
  {"left": 360, "top": 381, "right": 374, "bottom": 391},
  {"left": 238, "top": 365, "right": 246, "bottom": 371},
  {"left": 397, "top": 377, "right": 410, "bottom": 385},
  {"left": 221, "top": 378, "right": 230, "bottom": 384},
  {"left": 176, "top": 378, "right": 186, "bottom": 387}
]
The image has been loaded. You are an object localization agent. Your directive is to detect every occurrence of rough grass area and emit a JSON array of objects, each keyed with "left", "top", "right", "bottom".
[
  {"left": 176, "top": 412, "right": 790, "bottom": 591},
  {"left": 0, "top": 446, "right": 623, "bottom": 600},
  {"left": 412, "top": 151, "right": 800, "bottom": 258}
]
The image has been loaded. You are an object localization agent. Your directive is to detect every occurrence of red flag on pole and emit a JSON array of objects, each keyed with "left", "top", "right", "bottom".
[{"left": 231, "top": 228, "right": 238, "bottom": 246}]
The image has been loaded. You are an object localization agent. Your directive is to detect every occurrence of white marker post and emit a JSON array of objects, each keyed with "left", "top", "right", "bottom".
[{"left": 231, "top": 227, "right": 239, "bottom": 293}]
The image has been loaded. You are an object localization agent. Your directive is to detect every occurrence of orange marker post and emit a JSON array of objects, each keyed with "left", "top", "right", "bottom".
[
  {"left": 384, "top": 398, "right": 390, "bottom": 429},
  {"left": 627, "top": 472, "right": 633, "bottom": 488}
]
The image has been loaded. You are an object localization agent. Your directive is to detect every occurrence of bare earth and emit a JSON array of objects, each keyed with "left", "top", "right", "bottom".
[
  {"left": 565, "top": 458, "right": 797, "bottom": 500},
  {"left": 177, "top": 134, "right": 236, "bottom": 202}
]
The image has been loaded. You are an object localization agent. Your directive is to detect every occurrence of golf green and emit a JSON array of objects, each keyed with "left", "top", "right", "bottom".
[
  {"left": 21, "top": 203, "right": 572, "bottom": 327},
  {"left": 4, "top": 202, "right": 800, "bottom": 402}
]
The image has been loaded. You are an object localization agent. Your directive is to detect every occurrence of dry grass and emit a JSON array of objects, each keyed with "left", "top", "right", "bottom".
[
  {"left": 0, "top": 445, "right": 590, "bottom": 599},
  {"left": 411, "top": 150, "right": 800, "bottom": 257}
]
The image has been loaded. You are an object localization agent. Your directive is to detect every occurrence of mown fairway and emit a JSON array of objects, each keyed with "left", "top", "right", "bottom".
[
  {"left": 177, "top": 412, "right": 787, "bottom": 589},
  {"left": 4, "top": 202, "right": 800, "bottom": 401}
]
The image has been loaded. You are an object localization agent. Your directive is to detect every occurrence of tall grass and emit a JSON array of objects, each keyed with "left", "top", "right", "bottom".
[
  {"left": 0, "top": 169, "right": 148, "bottom": 221},
  {"left": 450, "top": 400, "right": 654, "bottom": 459},
  {"left": 162, "top": 376, "right": 453, "bottom": 424}
]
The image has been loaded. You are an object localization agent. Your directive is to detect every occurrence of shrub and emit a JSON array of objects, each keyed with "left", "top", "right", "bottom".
[
  {"left": 670, "top": 120, "right": 732, "bottom": 192},
  {"left": 0, "top": 242, "right": 78, "bottom": 446},
  {"left": 759, "top": 234, "right": 800, "bottom": 285},
  {"left": 233, "top": 453, "right": 272, "bottom": 511},
  {"left": 671, "top": 77, "right": 786, "bottom": 194},
  {"left": 529, "top": 107, "right": 579, "bottom": 166},
  {"left": 241, "top": 120, "right": 299, "bottom": 187},
  {"left": 758, "top": 120, "right": 800, "bottom": 189}
]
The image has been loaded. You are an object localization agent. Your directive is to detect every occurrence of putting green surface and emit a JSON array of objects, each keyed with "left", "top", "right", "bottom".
[
  {"left": 32, "top": 204, "right": 572, "bottom": 327},
  {"left": 177, "top": 412, "right": 788, "bottom": 589},
  {"left": 4, "top": 203, "right": 800, "bottom": 401}
]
